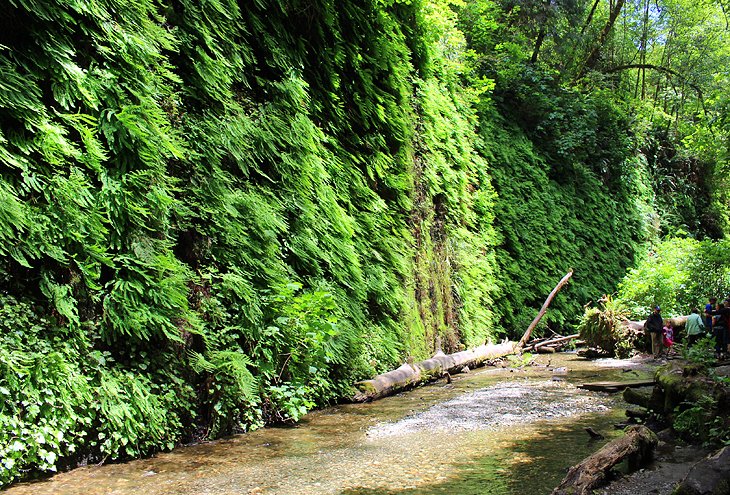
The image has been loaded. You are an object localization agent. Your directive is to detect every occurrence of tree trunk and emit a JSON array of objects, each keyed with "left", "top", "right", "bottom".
[
  {"left": 531, "top": 27, "right": 548, "bottom": 64},
  {"left": 518, "top": 270, "right": 574, "bottom": 348},
  {"left": 552, "top": 425, "right": 658, "bottom": 495},
  {"left": 580, "top": 0, "right": 601, "bottom": 35},
  {"left": 352, "top": 342, "right": 515, "bottom": 402},
  {"left": 530, "top": 0, "right": 552, "bottom": 64},
  {"left": 523, "top": 333, "right": 579, "bottom": 353},
  {"left": 577, "top": 0, "right": 627, "bottom": 78}
]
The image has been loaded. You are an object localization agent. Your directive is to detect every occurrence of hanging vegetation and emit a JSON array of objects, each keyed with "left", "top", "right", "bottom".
[{"left": 1, "top": 0, "right": 728, "bottom": 486}]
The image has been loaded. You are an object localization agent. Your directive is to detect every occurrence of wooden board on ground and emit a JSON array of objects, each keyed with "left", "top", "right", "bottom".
[{"left": 578, "top": 380, "right": 655, "bottom": 392}]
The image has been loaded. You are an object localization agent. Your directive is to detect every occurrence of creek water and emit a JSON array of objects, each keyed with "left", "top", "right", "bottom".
[{"left": 5, "top": 353, "right": 656, "bottom": 495}]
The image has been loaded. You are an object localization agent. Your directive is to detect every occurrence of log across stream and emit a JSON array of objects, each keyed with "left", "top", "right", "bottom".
[{"left": 5, "top": 353, "right": 658, "bottom": 495}]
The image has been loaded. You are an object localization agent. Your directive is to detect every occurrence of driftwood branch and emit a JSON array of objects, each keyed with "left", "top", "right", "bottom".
[
  {"left": 552, "top": 425, "right": 658, "bottom": 495},
  {"left": 519, "top": 270, "right": 574, "bottom": 348},
  {"left": 523, "top": 334, "right": 580, "bottom": 353}
]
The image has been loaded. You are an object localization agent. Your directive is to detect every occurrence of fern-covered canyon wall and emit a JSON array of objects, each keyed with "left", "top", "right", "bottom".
[{"left": 1, "top": 0, "right": 726, "bottom": 485}]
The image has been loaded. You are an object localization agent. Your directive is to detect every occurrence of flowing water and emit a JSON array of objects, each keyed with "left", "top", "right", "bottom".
[{"left": 5, "top": 353, "right": 656, "bottom": 495}]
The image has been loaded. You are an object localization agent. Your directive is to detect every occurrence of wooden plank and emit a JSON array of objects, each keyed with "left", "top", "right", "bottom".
[{"left": 578, "top": 380, "right": 655, "bottom": 392}]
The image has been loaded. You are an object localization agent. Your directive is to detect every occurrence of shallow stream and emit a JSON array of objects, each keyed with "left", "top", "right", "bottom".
[{"left": 5, "top": 353, "right": 656, "bottom": 495}]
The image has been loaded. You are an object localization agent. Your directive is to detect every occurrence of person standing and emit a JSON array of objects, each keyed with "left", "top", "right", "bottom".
[
  {"left": 705, "top": 297, "right": 717, "bottom": 333},
  {"left": 645, "top": 306, "right": 664, "bottom": 359},
  {"left": 685, "top": 308, "right": 705, "bottom": 347},
  {"left": 711, "top": 300, "right": 730, "bottom": 360},
  {"left": 662, "top": 321, "right": 675, "bottom": 355}
]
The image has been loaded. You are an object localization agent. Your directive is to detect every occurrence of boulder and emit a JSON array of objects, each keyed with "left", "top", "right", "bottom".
[{"left": 673, "top": 447, "right": 730, "bottom": 495}]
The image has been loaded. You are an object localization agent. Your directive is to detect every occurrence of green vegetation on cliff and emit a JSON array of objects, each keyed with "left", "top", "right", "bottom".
[{"left": 1, "top": 0, "right": 728, "bottom": 485}]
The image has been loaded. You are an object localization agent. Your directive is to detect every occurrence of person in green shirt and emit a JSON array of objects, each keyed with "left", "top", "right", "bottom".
[{"left": 685, "top": 307, "right": 705, "bottom": 347}]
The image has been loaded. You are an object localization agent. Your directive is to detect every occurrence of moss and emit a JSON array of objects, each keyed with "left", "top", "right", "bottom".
[
  {"left": 655, "top": 362, "right": 714, "bottom": 414},
  {"left": 355, "top": 381, "right": 378, "bottom": 395}
]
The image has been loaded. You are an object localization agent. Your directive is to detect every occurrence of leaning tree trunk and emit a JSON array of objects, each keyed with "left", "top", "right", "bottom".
[{"left": 518, "top": 270, "right": 574, "bottom": 348}]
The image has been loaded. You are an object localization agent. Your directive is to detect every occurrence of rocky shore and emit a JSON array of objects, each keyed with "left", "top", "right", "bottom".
[{"left": 566, "top": 357, "right": 730, "bottom": 495}]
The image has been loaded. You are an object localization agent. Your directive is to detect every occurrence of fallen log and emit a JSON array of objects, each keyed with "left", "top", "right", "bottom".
[
  {"left": 352, "top": 270, "right": 575, "bottom": 402},
  {"left": 518, "top": 270, "right": 574, "bottom": 348},
  {"left": 536, "top": 346, "right": 556, "bottom": 353},
  {"left": 551, "top": 425, "right": 658, "bottom": 495},
  {"left": 523, "top": 333, "right": 580, "bottom": 353},
  {"left": 535, "top": 333, "right": 579, "bottom": 350},
  {"left": 628, "top": 315, "right": 689, "bottom": 334},
  {"left": 352, "top": 341, "right": 516, "bottom": 402}
]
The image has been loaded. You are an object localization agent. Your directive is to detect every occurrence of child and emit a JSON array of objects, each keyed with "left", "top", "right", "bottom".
[{"left": 663, "top": 322, "right": 675, "bottom": 355}]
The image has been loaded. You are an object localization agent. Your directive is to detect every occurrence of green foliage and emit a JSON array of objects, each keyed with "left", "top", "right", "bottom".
[
  {"left": 457, "top": 0, "right": 730, "bottom": 336},
  {"left": 2, "top": 0, "right": 727, "bottom": 487},
  {"left": 189, "top": 350, "right": 261, "bottom": 437},
  {"left": 578, "top": 295, "right": 639, "bottom": 357},
  {"left": 411, "top": 75, "right": 501, "bottom": 351},
  {"left": 0, "top": 295, "right": 194, "bottom": 486},
  {"left": 617, "top": 237, "right": 730, "bottom": 319},
  {"left": 681, "top": 336, "right": 717, "bottom": 370},
  {"left": 476, "top": 101, "right": 646, "bottom": 336},
  {"left": 674, "top": 396, "right": 730, "bottom": 446},
  {"left": 2, "top": 2, "right": 470, "bottom": 478}
]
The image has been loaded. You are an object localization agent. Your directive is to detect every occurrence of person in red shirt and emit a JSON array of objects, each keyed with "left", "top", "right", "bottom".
[{"left": 662, "top": 321, "right": 674, "bottom": 352}]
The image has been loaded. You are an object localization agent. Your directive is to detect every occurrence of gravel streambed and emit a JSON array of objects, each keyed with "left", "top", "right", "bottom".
[{"left": 368, "top": 378, "right": 614, "bottom": 437}]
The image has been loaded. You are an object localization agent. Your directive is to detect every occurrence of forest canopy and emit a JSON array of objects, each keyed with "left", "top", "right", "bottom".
[{"left": 0, "top": 0, "right": 728, "bottom": 485}]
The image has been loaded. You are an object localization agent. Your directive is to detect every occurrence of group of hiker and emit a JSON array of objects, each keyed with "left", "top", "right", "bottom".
[{"left": 645, "top": 297, "right": 730, "bottom": 360}]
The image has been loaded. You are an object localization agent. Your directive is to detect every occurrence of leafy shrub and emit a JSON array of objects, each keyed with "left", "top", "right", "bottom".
[
  {"left": 577, "top": 295, "right": 639, "bottom": 357},
  {"left": 681, "top": 336, "right": 717, "bottom": 369},
  {"left": 674, "top": 396, "right": 730, "bottom": 446},
  {"left": 254, "top": 283, "right": 355, "bottom": 421},
  {"left": 0, "top": 295, "right": 194, "bottom": 486},
  {"left": 189, "top": 350, "right": 261, "bottom": 437}
]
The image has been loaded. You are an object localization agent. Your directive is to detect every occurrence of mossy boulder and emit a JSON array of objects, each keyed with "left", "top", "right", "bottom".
[
  {"left": 623, "top": 386, "right": 653, "bottom": 409},
  {"left": 654, "top": 362, "right": 717, "bottom": 418}
]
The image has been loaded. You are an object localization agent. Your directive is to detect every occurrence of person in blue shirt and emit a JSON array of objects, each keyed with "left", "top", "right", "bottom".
[{"left": 705, "top": 297, "right": 717, "bottom": 332}]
